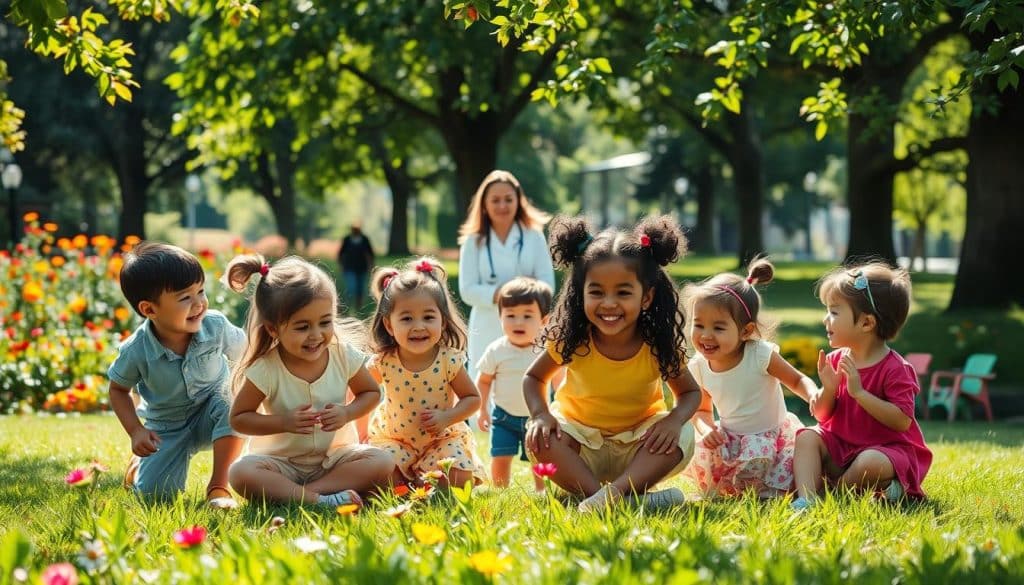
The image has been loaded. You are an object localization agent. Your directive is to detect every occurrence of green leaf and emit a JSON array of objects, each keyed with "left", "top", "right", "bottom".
[
  {"left": 592, "top": 57, "right": 612, "bottom": 74},
  {"left": 41, "top": 0, "right": 67, "bottom": 20},
  {"left": 112, "top": 81, "right": 133, "bottom": 102},
  {"left": 997, "top": 67, "right": 1019, "bottom": 91},
  {"left": 815, "top": 120, "right": 828, "bottom": 141}
]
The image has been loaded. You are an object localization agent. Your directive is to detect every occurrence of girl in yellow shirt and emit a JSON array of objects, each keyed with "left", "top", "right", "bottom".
[{"left": 524, "top": 214, "right": 701, "bottom": 512}]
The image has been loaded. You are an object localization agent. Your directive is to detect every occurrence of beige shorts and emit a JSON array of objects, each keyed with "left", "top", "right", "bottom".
[
  {"left": 528, "top": 402, "right": 695, "bottom": 484},
  {"left": 234, "top": 444, "right": 385, "bottom": 485}
]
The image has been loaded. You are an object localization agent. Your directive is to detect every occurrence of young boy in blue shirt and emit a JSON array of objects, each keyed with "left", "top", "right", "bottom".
[{"left": 107, "top": 242, "right": 246, "bottom": 508}]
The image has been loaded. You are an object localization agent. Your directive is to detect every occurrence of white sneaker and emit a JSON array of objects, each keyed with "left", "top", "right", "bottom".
[
  {"left": 577, "top": 485, "right": 622, "bottom": 513},
  {"left": 635, "top": 488, "right": 686, "bottom": 511}
]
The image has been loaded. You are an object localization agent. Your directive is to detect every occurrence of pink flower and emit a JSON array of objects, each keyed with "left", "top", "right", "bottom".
[
  {"left": 172, "top": 525, "right": 207, "bottom": 548},
  {"left": 64, "top": 468, "right": 93, "bottom": 487},
  {"left": 532, "top": 463, "right": 558, "bottom": 478},
  {"left": 41, "top": 563, "right": 78, "bottom": 585}
]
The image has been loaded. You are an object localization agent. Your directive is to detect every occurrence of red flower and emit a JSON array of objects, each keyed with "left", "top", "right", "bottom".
[
  {"left": 172, "top": 525, "right": 207, "bottom": 548},
  {"left": 30, "top": 327, "right": 43, "bottom": 337},
  {"left": 64, "top": 468, "right": 93, "bottom": 487},
  {"left": 532, "top": 463, "right": 558, "bottom": 478}
]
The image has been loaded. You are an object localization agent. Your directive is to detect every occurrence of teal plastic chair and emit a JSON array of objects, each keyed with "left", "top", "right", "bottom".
[{"left": 925, "top": 353, "right": 997, "bottom": 422}]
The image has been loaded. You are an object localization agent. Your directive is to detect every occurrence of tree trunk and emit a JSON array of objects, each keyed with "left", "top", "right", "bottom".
[
  {"left": 726, "top": 109, "right": 764, "bottom": 266},
  {"left": 912, "top": 221, "right": 927, "bottom": 273},
  {"left": 255, "top": 152, "right": 298, "bottom": 249},
  {"left": 370, "top": 135, "right": 412, "bottom": 256},
  {"left": 948, "top": 73, "right": 1024, "bottom": 309},
  {"left": 113, "top": 103, "right": 149, "bottom": 241},
  {"left": 690, "top": 164, "right": 717, "bottom": 254},
  {"left": 844, "top": 67, "right": 900, "bottom": 265}
]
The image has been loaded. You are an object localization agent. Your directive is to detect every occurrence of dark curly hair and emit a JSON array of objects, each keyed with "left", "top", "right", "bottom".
[{"left": 541, "top": 214, "right": 689, "bottom": 380}]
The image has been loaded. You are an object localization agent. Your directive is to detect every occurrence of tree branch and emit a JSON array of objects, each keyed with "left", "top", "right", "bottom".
[
  {"left": 888, "top": 135, "right": 968, "bottom": 175},
  {"left": 499, "top": 42, "right": 560, "bottom": 133},
  {"left": 339, "top": 63, "right": 440, "bottom": 126},
  {"left": 660, "top": 96, "right": 732, "bottom": 154}
]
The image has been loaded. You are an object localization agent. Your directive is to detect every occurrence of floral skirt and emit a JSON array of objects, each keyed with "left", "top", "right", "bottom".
[{"left": 683, "top": 412, "right": 803, "bottom": 498}]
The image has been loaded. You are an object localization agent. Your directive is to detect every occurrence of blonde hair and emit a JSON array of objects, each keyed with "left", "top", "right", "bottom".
[
  {"left": 683, "top": 257, "right": 777, "bottom": 340},
  {"left": 368, "top": 257, "right": 468, "bottom": 355},
  {"left": 224, "top": 254, "right": 366, "bottom": 393},
  {"left": 457, "top": 170, "right": 550, "bottom": 245},
  {"left": 817, "top": 261, "right": 911, "bottom": 341}
]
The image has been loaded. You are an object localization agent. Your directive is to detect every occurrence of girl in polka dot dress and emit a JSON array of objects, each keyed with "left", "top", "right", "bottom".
[{"left": 363, "top": 257, "right": 485, "bottom": 488}]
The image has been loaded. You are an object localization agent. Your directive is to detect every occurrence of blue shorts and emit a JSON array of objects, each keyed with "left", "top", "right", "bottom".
[{"left": 490, "top": 405, "right": 529, "bottom": 461}]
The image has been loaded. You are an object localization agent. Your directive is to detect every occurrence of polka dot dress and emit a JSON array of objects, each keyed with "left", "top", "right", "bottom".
[{"left": 368, "top": 347, "right": 484, "bottom": 482}]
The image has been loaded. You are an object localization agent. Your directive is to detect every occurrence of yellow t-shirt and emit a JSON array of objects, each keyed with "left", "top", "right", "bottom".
[{"left": 547, "top": 339, "right": 667, "bottom": 434}]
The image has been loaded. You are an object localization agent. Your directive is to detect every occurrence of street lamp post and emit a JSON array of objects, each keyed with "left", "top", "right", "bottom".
[
  {"left": 1, "top": 149, "right": 23, "bottom": 248},
  {"left": 184, "top": 174, "right": 201, "bottom": 251}
]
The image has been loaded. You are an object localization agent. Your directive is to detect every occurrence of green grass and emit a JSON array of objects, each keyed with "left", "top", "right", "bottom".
[{"left": 1, "top": 416, "right": 1023, "bottom": 583}]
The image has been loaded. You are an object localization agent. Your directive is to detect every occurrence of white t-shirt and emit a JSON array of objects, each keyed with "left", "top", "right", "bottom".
[
  {"left": 687, "top": 339, "right": 788, "bottom": 435},
  {"left": 245, "top": 338, "right": 365, "bottom": 465},
  {"left": 475, "top": 336, "right": 541, "bottom": 417}
]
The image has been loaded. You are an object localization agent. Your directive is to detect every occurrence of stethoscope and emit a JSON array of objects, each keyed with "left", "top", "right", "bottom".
[{"left": 484, "top": 222, "right": 524, "bottom": 284}]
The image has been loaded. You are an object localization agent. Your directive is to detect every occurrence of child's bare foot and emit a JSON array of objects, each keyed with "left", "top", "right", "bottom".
[
  {"left": 206, "top": 485, "right": 240, "bottom": 510},
  {"left": 123, "top": 456, "right": 140, "bottom": 489}
]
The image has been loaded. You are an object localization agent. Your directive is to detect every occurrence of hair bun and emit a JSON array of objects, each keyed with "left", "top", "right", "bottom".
[
  {"left": 224, "top": 253, "right": 267, "bottom": 294},
  {"left": 370, "top": 267, "right": 401, "bottom": 300},
  {"left": 635, "top": 215, "right": 687, "bottom": 267},
  {"left": 547, "top": 215, "right": 594, "bottom": 269},
  {"left": 746, "top": 257, "right": 775, "bottom": 286}
]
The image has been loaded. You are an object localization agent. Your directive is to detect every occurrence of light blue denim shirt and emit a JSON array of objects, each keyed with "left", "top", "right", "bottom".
[{"left": 107, "top": 310, "right": 246, "bottom": 424}]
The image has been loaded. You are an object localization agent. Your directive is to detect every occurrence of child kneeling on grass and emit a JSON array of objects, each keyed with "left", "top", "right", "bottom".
[{"left": 791, "top": 262, "right": 933, "bottom": 511}]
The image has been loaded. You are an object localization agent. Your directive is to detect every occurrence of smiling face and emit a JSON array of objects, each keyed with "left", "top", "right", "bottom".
[
  {"left": 499, "top": 301, "right": 547, "bottom": 348},
  {"left": 690, "top": 300, "right": 751, "bottom": 370},
  {"left": 141, "top": 280, "right": 208, "bottom": 339},
  {"left": 268, "top": 297, "right": 336, "bottom": 364},
  {"left": 582, "top": 259, "right": 652, "bottom": 342},
  {"left": 384, "top": 290, "right": 444, "bottom": 357},
  {"left": 483, "top": 182, "right": 519, "bottom": 230}
]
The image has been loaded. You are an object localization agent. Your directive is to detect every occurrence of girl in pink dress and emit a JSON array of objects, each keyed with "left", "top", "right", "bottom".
[
  {"left": 792, "top": 262, "right": 932, "bottom": 510},
  {"left": 683, "top": 258, "right": 817, "bottom": 498}
]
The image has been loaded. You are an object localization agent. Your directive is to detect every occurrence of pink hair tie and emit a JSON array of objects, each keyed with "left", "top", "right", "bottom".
[
  {"left": 716, "top": 285, "right": 751, "bottom": 320},
  {"left": 381, "top": 271, "right": 399, "bottom": 289},
  {"left": 746, "top": 276, "right": 756, "bottom": 284},
  {"left": 415, "top": 260, "right": 433, "bottom": 274},
  {"left": 639, "top": 233, "right": 651, "bottom": 248},
  {"left": 259, "top": 263, "right": 270, "bottom": 276}
]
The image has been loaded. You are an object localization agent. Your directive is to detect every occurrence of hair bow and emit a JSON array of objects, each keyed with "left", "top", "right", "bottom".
[
  {"left": 415, "top": 260, "right": 434, "bottom": 274},
  {"left": 259, "top": 263, "right": 270, "bottom": 276}
]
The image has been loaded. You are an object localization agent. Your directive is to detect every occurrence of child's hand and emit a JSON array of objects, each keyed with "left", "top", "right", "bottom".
[
  {"left": 526, "top": 412, "right": 561, "bottom": 452},
  {"left": 700, "top": 425, "right": 727, "bottom": 449},
  {"left": 817, "top": 350, "right": 839, "bottom": 392},
  {"left": 477, "top": 409, "right": 492, "bottom": 432},
  {"left": 285, "top": 404, "right": 321, "bottom": 434},
  {"left": 130, "top": 427, "right": 161, "bottom": 457},
  {"left": 641, "top": 416, "right": 683, "bottom": 454},
  {"left": 319, "top": 403, "right": 349, "bottom": 432},
  {"left": 420, "top": 408, "right": 452, "bottom": 434},
  {"left": 838, "top": 354, "right": 864, "bottom": 399}
]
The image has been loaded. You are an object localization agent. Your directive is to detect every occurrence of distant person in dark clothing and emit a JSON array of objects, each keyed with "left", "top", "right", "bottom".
[{"left": 337, "top": 223, "right": 375, "bottom": 311}]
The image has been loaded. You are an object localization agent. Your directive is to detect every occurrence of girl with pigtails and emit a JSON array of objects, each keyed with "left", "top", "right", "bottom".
[
  {"left": 362, "top": 257, "right": 486, "bottom": 489},
  {"left": 523, "top": 215, "right": 700, "bottom": 512},
  {"left": 682, "top": 258, "right": 816, "bottom": 499}
]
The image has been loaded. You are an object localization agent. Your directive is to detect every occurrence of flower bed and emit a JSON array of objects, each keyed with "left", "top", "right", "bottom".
[{"left": 0, "top": 214, "right": 248, "bottom": 414}]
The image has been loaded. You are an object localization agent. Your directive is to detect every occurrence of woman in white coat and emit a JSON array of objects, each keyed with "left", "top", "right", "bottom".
[{"left": 458, "top": 170, "right": 555, "bottom": 379}]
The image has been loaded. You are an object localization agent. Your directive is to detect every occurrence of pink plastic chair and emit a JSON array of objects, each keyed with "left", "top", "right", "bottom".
[{"left": 905, "top": 353, "right": 932, "bottom": 416}]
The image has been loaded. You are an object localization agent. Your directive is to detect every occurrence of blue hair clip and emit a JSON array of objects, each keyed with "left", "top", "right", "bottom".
[
  {"left": 576, "top": 234, "right": 593, "bottom": 253},
  {"left": 851, "top": 270, "right": 878, "bottom": 313}
]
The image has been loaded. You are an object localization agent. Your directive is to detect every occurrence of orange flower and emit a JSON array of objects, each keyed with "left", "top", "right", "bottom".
[
  {"left": 68, "top": 296, "right": 87, "bottom": 314},
  {"left": 22, "top": 281, "right": 44, "bottom": 303},
  {"left": 336, "top": 504, "right": 359, "bottom": 516},
  {"left": 56, "top": 237, "right": 72, "bottom": 250},
  {"left": 108, "top": 256, "right": 124, "bottom": 278},
  {"left": 125, "top": 235, "right": 141, "bottom": 246},
  {"left": 71, "top": 234, "right": 88, "bottom": 249},
  {"left": 51, "top": 256, "right": 66, "bottom": 267},
  {"left": 43, "top": 222, "right": 58, "bottom": 232},
  {"left": 91, "top": 235, "right": 113, "bottom": 250},
  {"left": 114, "top": 307, "right": 130, "bottom": 322},
  {"left": 22, "top": 211, "right": 39, "bottom": 223}
]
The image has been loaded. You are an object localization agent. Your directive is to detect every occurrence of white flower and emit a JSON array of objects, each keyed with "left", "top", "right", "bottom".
[
  {"left": 138, "top": 569, "right": 161, "bottom": 583},
  {"left": 77, "top": 539, "right": 107, "bottom": 572},
  {"left": 292, "top": 536, "right": 329, "bottom": 554}
]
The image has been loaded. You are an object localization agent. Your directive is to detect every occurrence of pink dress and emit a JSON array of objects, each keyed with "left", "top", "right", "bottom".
[
  {"left": 799, "top": 349, "right": 932, "bottom": 498},
  {"left": 684, "top": 340, "right": 803, "bottom": 498}
]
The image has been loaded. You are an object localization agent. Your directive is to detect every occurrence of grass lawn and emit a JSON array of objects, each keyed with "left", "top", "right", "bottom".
[{"left": 1, "top": 415, "right": 1022, "bottom": 583}]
